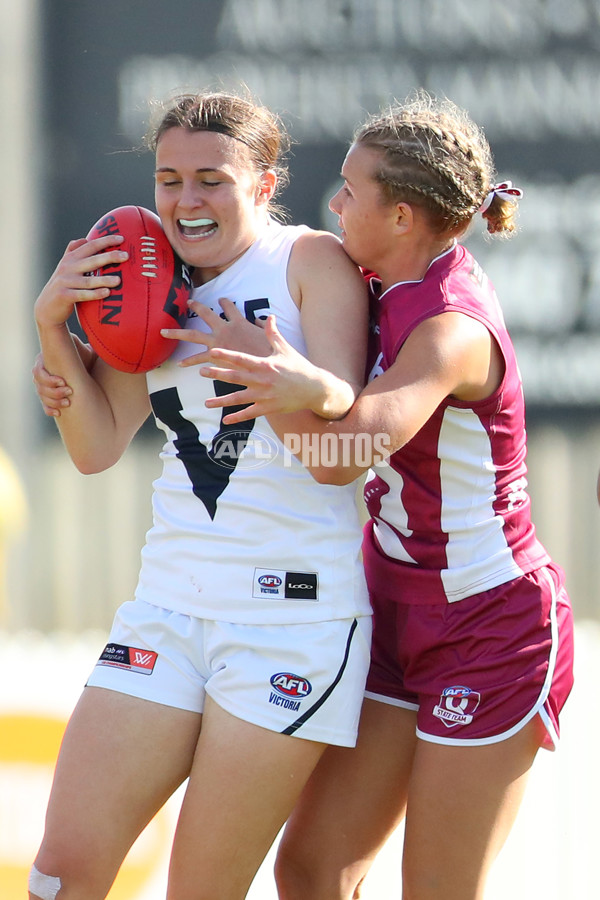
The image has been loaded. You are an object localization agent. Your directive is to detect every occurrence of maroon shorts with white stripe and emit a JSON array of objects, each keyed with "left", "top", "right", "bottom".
[{"left": 365, "top": 563, "right": 574, "bottom": 749}]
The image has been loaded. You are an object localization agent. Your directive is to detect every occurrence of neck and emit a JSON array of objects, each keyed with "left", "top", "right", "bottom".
[{"left": 378, "top": 237, "right": 455, "bottom": 291}]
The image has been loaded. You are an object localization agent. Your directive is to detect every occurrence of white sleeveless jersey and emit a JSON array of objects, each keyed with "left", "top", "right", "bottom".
[{"left": 136, "top": 219, "right": 370, "bottom": 625}]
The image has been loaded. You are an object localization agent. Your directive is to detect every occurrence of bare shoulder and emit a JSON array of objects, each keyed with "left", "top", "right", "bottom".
[
  {"left": 293, "top": 229, "right": 358, "bottom": 268},
  {"left": 410, "top": 311, "right": 502, "bottom": 401},
  {"left": 288, "top": 229, "right": 364, "bottom": 302},
  {"left": 410, "top": 310, "right": 491, "bottom": 357}
]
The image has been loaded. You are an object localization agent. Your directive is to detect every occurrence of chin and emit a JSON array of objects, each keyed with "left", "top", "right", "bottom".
[{"left": 342, "top": 243, "right": 366, "bottom": 268}]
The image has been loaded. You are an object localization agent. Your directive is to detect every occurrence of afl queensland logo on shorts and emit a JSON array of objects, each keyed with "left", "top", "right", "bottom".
[
  {"left": 433, "top": 685, "right": 480, "bottom": 728},
  {"left": 269, "top": 672, "right": 312, "bottom": 712}
]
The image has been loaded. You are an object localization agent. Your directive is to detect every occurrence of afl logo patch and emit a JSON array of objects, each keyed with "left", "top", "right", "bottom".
[
  {"left": 433, "top": 685, "right": 481, "bottom": 728},
  {"left": 253, "top": 568, "right": 318, "bottom": 600},
  {"left": 270, "top": 672, "right": 312, "bottom": 698},
  {"left": 258, "top": 574, "right": 282, "bottom": 588}
]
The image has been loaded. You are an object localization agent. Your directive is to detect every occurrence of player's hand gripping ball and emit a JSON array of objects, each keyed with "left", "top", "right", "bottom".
[{"left": 76, "top": 206, "right": 192, "bottom": 373}]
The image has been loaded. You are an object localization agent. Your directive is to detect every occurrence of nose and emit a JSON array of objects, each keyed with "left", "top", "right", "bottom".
[
  {"left": 178, "top": 179, "right": 204, "bottom": 211},
  {"left": 329, "top": 186, "right": 342, "bottom": 215}
]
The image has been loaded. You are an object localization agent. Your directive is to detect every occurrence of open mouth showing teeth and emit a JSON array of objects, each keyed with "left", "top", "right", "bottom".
[{"left": 178, "top": 218, "right": 217, "bottom": 237}]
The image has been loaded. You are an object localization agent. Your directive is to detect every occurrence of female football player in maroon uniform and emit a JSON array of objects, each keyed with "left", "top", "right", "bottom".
[{"left": 194, "top": 92, "right": 575, "bottom": 900}]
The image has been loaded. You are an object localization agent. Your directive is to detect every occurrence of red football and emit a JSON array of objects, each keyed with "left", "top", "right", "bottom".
[{"left": 76, "top": 205, "right": 191, "bottom": 373}]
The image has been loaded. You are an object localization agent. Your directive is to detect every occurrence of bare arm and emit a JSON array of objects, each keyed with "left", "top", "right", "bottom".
[
  {"left": 32, "top": 334, "right": 96, "bottom": 417},
  {"left": 198, "top": 311, "right": 504, "bottom": 484},
  {"left": 34, "top": 236, "right": 151, "bottom": 473},
  {"left": 289, "top": 230, "right": 367, "bottom": 416}
]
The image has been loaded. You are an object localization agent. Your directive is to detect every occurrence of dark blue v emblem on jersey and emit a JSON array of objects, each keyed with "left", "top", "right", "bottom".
[{"left": 150, "top": 385, "right": 255, "bottom": 520}]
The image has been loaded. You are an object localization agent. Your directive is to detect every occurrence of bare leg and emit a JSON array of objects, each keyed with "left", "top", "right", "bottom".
[
  {"left": 276, "top": 701, "right": 543, "bottom": 900},
  {"left": 275, "top": 699, "right": 418, "bottom": 900},
  {"left": 30, "top": 686, "right": 202, "bottom": 900},
  {"left": 166, "top": 694, "right": 327, "bottom": 900},
  {"left": 401, "top": 717, "right": 543, "bottom": 900}
]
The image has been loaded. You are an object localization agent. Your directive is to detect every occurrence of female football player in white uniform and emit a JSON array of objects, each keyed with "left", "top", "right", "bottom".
[{"left": 29, "top": 91, "right": 372, "bottom": 900}]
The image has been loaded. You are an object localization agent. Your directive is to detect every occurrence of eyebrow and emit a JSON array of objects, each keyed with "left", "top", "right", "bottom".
[{"left": 154, "top": 166, "right": 222, "bottom": 174}]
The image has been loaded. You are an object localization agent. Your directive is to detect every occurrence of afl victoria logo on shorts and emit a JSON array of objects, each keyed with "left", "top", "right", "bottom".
[
  {"left": 433, "top": 685, "right": 481, "bottom": 728},
  {"left": 269, "top": 672, "right": 312, "bottom": 712}
]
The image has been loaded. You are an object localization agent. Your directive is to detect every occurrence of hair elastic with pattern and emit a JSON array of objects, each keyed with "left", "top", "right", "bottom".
[{"left": 479, "top": 180, "right": 523, "bottom": 214}]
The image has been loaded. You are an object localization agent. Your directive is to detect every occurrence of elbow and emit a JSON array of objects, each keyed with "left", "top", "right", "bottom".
[
  {"left": 71, "top": 449, "right": 121, "bottom": 475},
  {"left": 73, "top": 458, "right": 112, "bottom": 476},
  {"left": 65, "top": 434, "right": 130, "bottom": 475}
]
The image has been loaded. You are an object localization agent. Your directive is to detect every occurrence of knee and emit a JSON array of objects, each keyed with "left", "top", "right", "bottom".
[
  {"left": 274, "top": 834, "right": 315, "bottom": 900},
  {"left": 275, "top": 830, "right": 337, "bottom": 900},
  {"left": 275, "top": 833, "right": 365, "bottom": 900},
  {"left": 28, "top": 863, "right": 61, "bottom": 900},
  {"left": 30, "top": 847, "right": 109, "bottom": 900}
]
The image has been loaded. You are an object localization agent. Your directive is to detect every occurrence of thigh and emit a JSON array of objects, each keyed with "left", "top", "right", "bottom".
[
  {"left": 35, "top": 686, "right": 202, "bottom": 899},
  {"left": 167, "top": 694, "right": 326, "bottom": 900},
  {"left": 402, "top": 717, "right": 542, "bottom": 900},
  {"left": 276, "top": 698, "right": 418, "bottom": 900}
]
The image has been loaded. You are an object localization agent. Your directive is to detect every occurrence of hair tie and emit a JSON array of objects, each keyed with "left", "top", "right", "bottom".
[{"left": 479, "top": 180, "right": 523, "bottom": 214}]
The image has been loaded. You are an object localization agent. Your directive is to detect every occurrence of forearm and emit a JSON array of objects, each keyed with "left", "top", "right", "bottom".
[
  {"left": 266, "top": 404, "right": 390, "bottom": 485},
  {"left": 36, "top": 321, "right": 137, "bottom": 473}
]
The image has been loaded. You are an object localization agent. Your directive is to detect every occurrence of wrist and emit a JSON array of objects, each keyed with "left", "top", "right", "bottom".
[
  {"left": 309, "top": 369, "right": 355, "bottom": 420},
  {"left": 35, "top": 317, "right": 71, "bottom": 336}
]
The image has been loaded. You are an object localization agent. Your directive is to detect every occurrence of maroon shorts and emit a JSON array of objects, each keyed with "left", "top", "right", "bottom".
[{"left": 365, "top": 563, "right": 574, "bottom": 749}]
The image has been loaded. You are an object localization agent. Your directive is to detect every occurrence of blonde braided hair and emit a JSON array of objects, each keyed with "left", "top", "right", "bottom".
[{"left": 354, "top": 91, "right": 519, "bottom": 237}]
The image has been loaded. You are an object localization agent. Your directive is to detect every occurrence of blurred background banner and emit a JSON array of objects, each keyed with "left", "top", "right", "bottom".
[
  {"left": 1, "top": 1, "right": 599, "bottom": 897},
  {"left": 40, "top": 0, "right": 600, "bottom": 412},
  {"left": 2, "top": 0, "right": 598, "bottom": 629}
]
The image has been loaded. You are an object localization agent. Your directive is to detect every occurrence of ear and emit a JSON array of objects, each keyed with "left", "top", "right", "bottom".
[
  {"left": 256, "top": 170, "right": 277, "bottom": 206},
  {"left": 394, "top": 201, "right": 414, "bottom": 234}
]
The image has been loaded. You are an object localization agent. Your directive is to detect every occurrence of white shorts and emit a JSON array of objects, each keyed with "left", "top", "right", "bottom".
[{"left": 86, "top": 599, "right": 372, "bottom": 747}]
